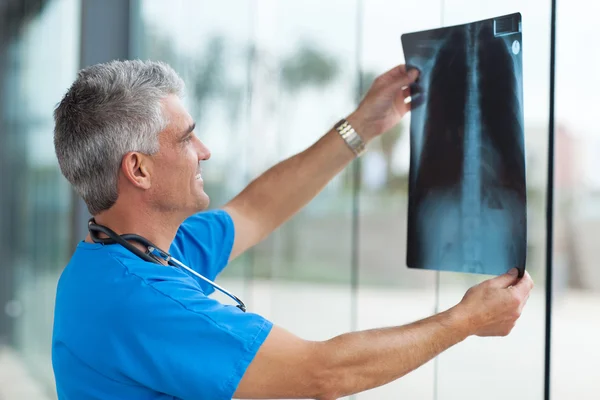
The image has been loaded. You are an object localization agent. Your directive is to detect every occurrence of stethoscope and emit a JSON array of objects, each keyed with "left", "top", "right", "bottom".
[{"left": 88, "top": 218, "right": 247, "bottom": 312}]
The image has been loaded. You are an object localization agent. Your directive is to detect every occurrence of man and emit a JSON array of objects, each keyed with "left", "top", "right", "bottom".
[{"left": 52, "top": 60, "right": 533, "bottom": 400}]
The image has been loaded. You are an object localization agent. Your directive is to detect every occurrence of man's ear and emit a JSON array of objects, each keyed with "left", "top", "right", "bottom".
[{"left": 121, "top": 152, "right": 152, "bottom": 189}]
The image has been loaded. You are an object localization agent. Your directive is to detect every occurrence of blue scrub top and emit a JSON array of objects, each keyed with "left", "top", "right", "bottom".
[{"left": 52, "top": 210, "right": 273, "bottom": 399}]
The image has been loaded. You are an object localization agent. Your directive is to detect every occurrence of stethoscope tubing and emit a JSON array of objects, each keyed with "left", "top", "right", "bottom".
[{"left": 87, "top": 219, "right": 247, "bottom": 312}]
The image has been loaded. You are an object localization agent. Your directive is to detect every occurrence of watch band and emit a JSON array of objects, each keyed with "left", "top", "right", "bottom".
[{"left": 334, "top": 118, "right": 366, "bottom": 157}]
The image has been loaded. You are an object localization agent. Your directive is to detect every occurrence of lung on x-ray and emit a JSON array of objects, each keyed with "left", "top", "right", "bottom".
[{"left": 401, "top": 13, "right": 527, "bottom": 277}]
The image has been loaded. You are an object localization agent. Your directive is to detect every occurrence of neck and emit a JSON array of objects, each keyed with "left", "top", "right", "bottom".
[{"left": 86, "top": 204, "right": 185, "bottom": 254}]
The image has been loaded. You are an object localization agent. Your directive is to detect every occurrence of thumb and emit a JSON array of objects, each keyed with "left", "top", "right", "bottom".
[{"left": 487, "top": 268, "right": 520, "bottom": 288}]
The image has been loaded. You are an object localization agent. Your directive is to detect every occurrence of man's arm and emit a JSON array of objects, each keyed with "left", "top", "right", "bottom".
[
  {"left": 235, "top": 270, "right": 534, "bottom": 399},
  {"left": 223, "top": 65, "right": 419, "bottom": 261},
  {"left": 223, "top": 124, "right": 356, "bottom": 261}
]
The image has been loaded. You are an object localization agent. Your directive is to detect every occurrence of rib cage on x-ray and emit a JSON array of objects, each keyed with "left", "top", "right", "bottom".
[{"left": 402, "top": 13, "right": 527, "bottom": 276}]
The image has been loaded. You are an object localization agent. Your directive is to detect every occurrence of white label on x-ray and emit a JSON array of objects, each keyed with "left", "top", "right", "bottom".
[{"left": 512, "top": 40, "right": 520, "bottom": 55}]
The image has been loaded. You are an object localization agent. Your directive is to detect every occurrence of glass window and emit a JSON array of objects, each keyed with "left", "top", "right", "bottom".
[
  {"left": 552, "top": 1, "right": 600, "bottom": 398},
  {"left": 245, "top": 0, "right": 358, "bottom": 340},
  {"left": 434, "top": 3, "right": 549, "bottom": 399},
  {"left": 2, "top": 0, "right": 582, "bottom": 397},
  {"left": 0, "top": 0, "right": 80, "bottom": 390},
  {"left": 126, "top": 1, "right": 587, "bottom": 398},
  {"left": 356, "top": 0, "right": 443, "bottom": 398}
]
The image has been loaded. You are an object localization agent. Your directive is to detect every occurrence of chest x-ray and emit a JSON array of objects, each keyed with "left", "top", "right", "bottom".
[{"left": 402, "top": 13, "right": 527, "bottom": 277}]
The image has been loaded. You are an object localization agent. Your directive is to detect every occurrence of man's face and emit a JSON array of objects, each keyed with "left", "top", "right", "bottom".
[{"left": 146, "top": 94, "right": 211, "bottom": 215}]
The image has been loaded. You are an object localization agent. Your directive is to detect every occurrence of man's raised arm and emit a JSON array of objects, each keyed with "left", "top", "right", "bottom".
[{"left": 223, "top": 65, "right": 419, "bottom": 261}]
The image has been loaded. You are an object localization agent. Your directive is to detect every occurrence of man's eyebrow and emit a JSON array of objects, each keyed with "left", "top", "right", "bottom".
[{"left": 181, "top": 122, "right": 196, "bottom": 137}]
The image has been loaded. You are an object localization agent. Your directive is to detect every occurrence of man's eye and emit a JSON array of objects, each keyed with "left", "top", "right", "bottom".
[{"left": 184, "top": 134, "right": 193, "bottom": 142}]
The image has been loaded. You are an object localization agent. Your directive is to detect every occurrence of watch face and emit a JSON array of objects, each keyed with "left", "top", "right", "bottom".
[{"left": 401, "top": 13, "right": 526, "bottom": 277}]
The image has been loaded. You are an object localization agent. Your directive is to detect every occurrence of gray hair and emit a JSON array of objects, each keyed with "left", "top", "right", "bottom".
[{"left": 53, "top": 59, "right": 184, "bottom": 215}]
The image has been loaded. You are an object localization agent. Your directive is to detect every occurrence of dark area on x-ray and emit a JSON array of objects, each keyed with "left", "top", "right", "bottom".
[{"left": 401, "top": 13, "right": 527, "bottom": 277}]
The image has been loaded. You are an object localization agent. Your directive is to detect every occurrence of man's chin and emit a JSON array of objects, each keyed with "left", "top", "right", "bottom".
[{"left": 195, "top": 193, "right": 210, "bottom": 211}]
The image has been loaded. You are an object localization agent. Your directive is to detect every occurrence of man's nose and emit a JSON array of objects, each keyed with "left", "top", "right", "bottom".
[{"left": 197, "top": 140, "right": 211, "bottom": 161}]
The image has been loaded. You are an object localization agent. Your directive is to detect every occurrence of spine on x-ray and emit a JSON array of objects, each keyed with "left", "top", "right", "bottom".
[{"left": 462, "top": 26, "right": 482, "bottom": 274}]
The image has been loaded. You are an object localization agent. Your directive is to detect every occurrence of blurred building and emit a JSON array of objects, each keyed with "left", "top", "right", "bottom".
[{"left": 0, "top": 0, "right": 598, "bottom": 399}]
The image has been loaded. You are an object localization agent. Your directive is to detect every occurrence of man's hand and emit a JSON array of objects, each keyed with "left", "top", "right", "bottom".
[
  {"left": 347, "top": 65, "right": 419, "bottom": 142},
  {"left": 452, "top": 268, "right": 534, "bottom": 337}
]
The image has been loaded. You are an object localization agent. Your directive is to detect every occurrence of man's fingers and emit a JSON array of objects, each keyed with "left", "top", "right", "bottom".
[
  {"left": 380, "top": 64, "right": 408, "bottom": 79},
  {"left": 518, "top": 291, "right": 532, "bottom": 313},
  {"left": 407, "top": 68, "right": 419, "bottom": 82},
  {"left": 377, "top": 64, "right": 419, "bottom": 87},
  {"left": 513, "top": 271, "right": 534, "bottom": 296},
  {"left": 487, "top": 268, "right": 520, "bottom": 288},
  {"left": 402, "top": 99, "right": 412, "bottom": 112},
  {"left": 404, "top": 83, "right": 426, "bottom": 110},
  {"left": 397, "top": 86, "right": 417, "bottom": 113}
]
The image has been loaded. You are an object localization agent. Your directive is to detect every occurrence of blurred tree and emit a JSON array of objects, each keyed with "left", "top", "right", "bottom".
[
  {"left": 280, "top": 43, "right": 339, "bottom": 92},
  {"left": 381, "top": 123, "right": 406, "bottom": 190},
  {"left": 277, "top": 42, "right": 340, "bottom": 275},
  {"left": 140, "top": 28, "right": 243, "bottom": 128},
  {"left": 359, "top": 70, "right": 377, "bottom": 98},
  {"left": 139, "top": 21, "right": 180, "bottom": 69},
  {"left": 191, "top": 37, "right": 243, "bottom": 124},
  {"left": 276, "top": 41, "right": 340, "bottom": 165}
]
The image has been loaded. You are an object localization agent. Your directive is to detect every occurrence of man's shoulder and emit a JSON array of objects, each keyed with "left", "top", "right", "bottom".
[
  {"left": 54, "top": 242, "right": 206, "bottom": 332},
  {"left": 65, "top": 241, "right": 198, "bottom": 288},
  {"left": 175, "top": 209, "right": 233, "bottom": 241},
  {"left": 170, "top": 209, "right": 234, "bottom": 274},
  {"left": 65, "top": 241, "right": 146, "bottom": 279}
]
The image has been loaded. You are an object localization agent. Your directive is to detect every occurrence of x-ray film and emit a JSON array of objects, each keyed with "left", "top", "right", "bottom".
[{"left": 402, "top": 13, "right": 527, "bottom": 277}]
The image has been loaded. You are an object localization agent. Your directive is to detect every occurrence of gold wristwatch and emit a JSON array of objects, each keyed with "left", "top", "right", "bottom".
[{"left": 334, "top": 118, "right": 366, "bottom": 157}]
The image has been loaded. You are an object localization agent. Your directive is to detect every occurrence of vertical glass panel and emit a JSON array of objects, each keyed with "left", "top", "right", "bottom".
[
  {"left": 435, "top": 2, "right": 549, "bottom": 399},
  {"left": 356, "top": 0, "right": 442, "bottom": 398},
  {"left": 133, "top": 0, "right": 255, "bottom": 300},
  {"left": 248, "top": 0, "right": 358, "bottom": 344},
  {"left": 0, "top": 0, "right": 80, "bottom": 391},
  {"left": 552, "top": 1, "right": 600, "bottom": 398}
]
